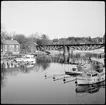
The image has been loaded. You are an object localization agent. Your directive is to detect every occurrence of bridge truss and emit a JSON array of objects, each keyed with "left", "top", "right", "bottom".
[{"left": 36, "top": 44, "right": 104, "bottom": 51}]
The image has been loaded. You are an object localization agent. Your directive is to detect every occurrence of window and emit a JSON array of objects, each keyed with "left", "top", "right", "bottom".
[
  {"left": 5, "top": 45, "right": 7, "bottom": 51},
  {"left": 9, "top": 45, "right": 12, "bottom": 51},
  {"left": 16, "top": 45, "right": 19, "bottom": 52},
  {"left": 11, "top": 45, "right": 14, "bottom": 51}
]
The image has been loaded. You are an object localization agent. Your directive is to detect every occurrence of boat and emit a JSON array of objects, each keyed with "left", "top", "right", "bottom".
[
  {"left": 15, "top": 54, "right": 36, "bottom": 64},
  {"left": 76, "top": 68, "right": 105, "bottom": 85},
  {"left": 65, "top": 62, "right": 92, "bottom": 76},
  {"left": 20, "top": 62, "right": 35, "bottom": 69},
  {"left": 65, "top": 67, "right": 84, "bottom": 76},
  {"left": 65, "top": 58, "right": 105, "bottom": 85},
  {"left": 25, "top": 64, "right": 34, "bottom": 68},
  {"left": 77, "top": 62, "right": 95, "bottom": 71},
  {"left": 66, "top": 58, "right": 104, "bottom": 73},
  {"left": 75, "top": 80, "right": 105, "bottom": 94}
]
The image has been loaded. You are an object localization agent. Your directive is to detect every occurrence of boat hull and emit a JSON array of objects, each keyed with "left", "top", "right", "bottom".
[
  {"left": 76, "top": 77, "right": 105, "bottom": 85},
  {"left": 65, "top": 71, "right": 82, "bottom": 76}
]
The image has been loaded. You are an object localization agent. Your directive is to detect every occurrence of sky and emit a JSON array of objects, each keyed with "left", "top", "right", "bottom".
[{"left": 1, "top": 1, "right": 105, "bottom": 39}]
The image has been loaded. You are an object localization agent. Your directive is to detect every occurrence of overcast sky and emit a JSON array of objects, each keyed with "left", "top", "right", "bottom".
[{"left": 1, "top": 1, "right": 105, "bottom": 39}]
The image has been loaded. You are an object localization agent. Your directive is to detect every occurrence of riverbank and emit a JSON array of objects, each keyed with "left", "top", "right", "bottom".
[{"left": 73, "top": 48, "right": 104, "bottom": 54}]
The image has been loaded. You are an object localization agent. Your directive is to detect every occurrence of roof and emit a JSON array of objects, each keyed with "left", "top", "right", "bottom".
[{"left": 1, "top": 39, "right": 20, "bottom": 45}]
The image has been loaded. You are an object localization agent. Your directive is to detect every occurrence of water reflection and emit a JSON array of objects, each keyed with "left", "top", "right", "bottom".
[
  {"left": 36, "top": 58, "right": 50, "bottom": 70},
  {"left": 1, "top": 53, "right": 104, "bottom": 87},
  {"left": 1, "top": 66, "right": 10, "bottom": 88},
  {"left": 45, "top": 70, "right": 105, "bottom": 96},
  {"left": 36, "top": 53, "right": 104, "bottom": 65},
  {"left": 1, "top": 52, "right": 105, "bottom": 104}
]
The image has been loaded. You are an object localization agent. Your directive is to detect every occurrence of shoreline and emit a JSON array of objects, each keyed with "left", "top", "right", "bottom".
[{"left": 73, "top": 48, "right": 104, "bottom": 54}]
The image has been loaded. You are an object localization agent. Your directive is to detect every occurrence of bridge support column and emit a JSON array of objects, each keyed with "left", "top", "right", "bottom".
[
  {"left": 63, "top": 46, "right": 70, "bottom": 63},
  {"left": 70, "top": 50, "right": 74, "bottom": 58},
  {"left": 63, "top": 46, "right": 70, "bottom": 56}
]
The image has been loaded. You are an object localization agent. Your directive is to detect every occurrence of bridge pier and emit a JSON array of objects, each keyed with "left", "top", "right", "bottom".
[
  {"left": 63, "top": 46, "right": 70, "bottom": 56},
  {"left": 63, "top": 46, "right": 70, "bottom": 63},
  {"left": 70, "top": 50, "right": 74, "bottom": 58},
  {"left": 63, "top": 46, "right": 75, "bottom": 63},
  {"left": 63, "top": 54, "right": 69, "bottom": 63}
]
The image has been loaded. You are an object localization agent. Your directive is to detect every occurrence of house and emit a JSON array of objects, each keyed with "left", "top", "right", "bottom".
[{"left": 1, "top": 39, "right": 20, "bottom": 55}]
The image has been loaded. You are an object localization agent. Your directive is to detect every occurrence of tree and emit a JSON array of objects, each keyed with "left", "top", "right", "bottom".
[
  {"left": 13, "top": 34, "right": 27, "bottom": 49},
  {"left": 88, "top": 36, "right": 92, "bottom": 42},
  {"left": 36, "top": 39, "right": 43, "bottom": 45},
  {"left": 28, "top": 32, "right": 41, "bottom": 43},
  {"left": 58, "top": 38, "right": 66, "bottom": 44},
  {"left": 1, "top": 24, "right": 11, "bottom": 40},
  {"left": 40, "top": 34, "right": 52, "bottom": 45},
  {"left": 52, "top": 38, "right": 58, "bottom": 44}
]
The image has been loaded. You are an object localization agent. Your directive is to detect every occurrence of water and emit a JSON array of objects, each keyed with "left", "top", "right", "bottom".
[{"left": 1, "top": 53, "right": 105, "bottom": 104}]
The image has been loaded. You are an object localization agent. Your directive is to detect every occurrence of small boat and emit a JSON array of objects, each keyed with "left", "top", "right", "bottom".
[
  {"left": 76, "top": 68, "right": 105, "bottom": 85},
  {"left": 65, "top": 63, "right": 89, "bottom": 76},
  {"left": 65, "top": 68, "right": 84, "bottom": 76},
  {"left": 65, "top": 60, "right": 96, "bottom": 76}
]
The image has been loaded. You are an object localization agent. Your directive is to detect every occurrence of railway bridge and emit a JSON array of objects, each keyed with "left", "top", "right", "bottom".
[{"left": 36, "top": 44, "right": 104, "bottom": 56}]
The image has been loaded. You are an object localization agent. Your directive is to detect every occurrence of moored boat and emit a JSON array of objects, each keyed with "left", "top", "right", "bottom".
[
  {"left": 75, "top": 80, "right": 105, "bottom": 94},
  {"left": 65, "top": 61, "right": 94, "bottom": 76},
  {"left": 15, "top": 54, "right": 36, "bottom": 64},
  {"left": 65, "top": 67, "right": 84, "bottom": 76},
  {"left": 25, "top": 64, "right": 35, "bottom": 68},
  {"left": 76, "top": 68, "right": 105, "bottom": 85}
]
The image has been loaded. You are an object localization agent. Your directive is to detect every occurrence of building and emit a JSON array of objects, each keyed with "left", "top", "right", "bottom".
[{"left": 1, "top": 39, "right": 20, "bottom": 55}]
